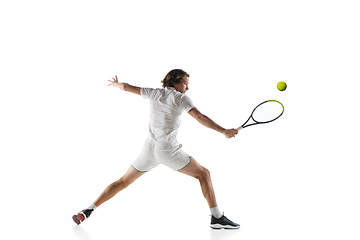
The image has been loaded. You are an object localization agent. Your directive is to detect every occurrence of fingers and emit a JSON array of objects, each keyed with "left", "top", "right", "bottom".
[
  {"left": 225, "top": 129, "right": 238, "bottom": 139},
  {"left": 230, "top": 129, "right": 238, "bottom": 137},
  {"left": 112, "top": 75, "right": 118, "bottom": 82},
  {"left": 108, "top": 76, "right": 118, "bottom": 86}
]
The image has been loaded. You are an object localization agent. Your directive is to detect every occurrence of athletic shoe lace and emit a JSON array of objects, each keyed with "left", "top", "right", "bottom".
[{"left": 223, "top": 215, "right": 234, "bottom": 223}]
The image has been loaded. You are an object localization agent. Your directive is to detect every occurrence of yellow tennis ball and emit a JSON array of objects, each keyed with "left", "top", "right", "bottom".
[{"left": 277, "top": 81, "right": 287, "bottom": 91}]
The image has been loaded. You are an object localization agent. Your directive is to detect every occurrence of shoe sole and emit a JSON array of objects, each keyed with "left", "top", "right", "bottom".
[
  {"left": 72, "top": 213, "right": 85, "bottom": 225},
  {"left": 73, "top": 215, "right": 80, "bottom": 225},
  {"left": 211, "top": 224, "right": 240, "bottom": 230}
]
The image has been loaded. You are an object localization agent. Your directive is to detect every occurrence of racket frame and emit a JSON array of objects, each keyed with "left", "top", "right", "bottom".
[{"left": 236, "top": 100, "right": 284, "bottom": 131}]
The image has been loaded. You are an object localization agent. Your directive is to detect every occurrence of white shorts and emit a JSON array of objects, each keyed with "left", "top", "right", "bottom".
[{"left": 131, "top": 138, "right": 191, "bottom": 172}]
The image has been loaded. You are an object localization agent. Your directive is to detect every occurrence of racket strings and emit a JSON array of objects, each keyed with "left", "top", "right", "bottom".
[{"left": 252, "top": 101, "right": 283, "bottom": 123}]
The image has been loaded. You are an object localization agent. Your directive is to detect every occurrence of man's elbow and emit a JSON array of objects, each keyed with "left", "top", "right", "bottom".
[
  {"left": 196, "top": 113, "right": 205, "bottom": 123},
  {"left": 123, "top": 83, "right": 129, "bottom": 92}
]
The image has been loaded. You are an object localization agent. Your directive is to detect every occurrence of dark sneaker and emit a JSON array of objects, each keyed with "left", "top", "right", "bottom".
[
  {"left": 72, "top": 209, "right": 93, "bottom": 225},
  {"left": 210, "top": 214, "right": 240, "bottom": 229}
]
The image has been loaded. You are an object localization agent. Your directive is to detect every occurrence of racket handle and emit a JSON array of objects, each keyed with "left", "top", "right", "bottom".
[{"left": 236, "top": 126, "right": 243, "bottom": 131}]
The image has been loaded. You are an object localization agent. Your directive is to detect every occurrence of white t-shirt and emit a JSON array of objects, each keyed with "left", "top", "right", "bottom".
[{"left": 141, "top": 87, "right": 195, "bottom": 143}]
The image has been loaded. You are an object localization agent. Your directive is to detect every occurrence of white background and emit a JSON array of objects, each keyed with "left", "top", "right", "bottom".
[{"left": 1, "top": 0, "right": 359, "bottom": 239}]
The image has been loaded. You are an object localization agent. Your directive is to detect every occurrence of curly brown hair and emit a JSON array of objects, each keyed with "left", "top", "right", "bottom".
[{"left": 161, "top": 69, "right": 190, "bottom": 89}]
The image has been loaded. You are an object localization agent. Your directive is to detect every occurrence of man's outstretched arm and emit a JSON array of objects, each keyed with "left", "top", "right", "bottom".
[
  {"left": 108, "top": 75, "right": 141, "bottom": 95},
  {"left": 188, "top": 107, "right": 238, "bottom": 139}
]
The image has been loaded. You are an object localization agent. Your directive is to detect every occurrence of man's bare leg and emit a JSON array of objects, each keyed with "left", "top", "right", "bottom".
[
  {"left": 178, "top": 157, "right": 240, "bottom": 229},
  {"left": 94, "top": 166, "right": 145, "bottom": 207},
  {"left": 73, "top": 166, "right": 145, "bottom": 225},
  {"left": 178, "top": 157, "right": 217, "bottom": 208}
]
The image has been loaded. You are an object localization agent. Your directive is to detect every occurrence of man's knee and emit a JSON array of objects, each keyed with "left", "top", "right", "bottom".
[
  {"left": 115, "top": 177, "right": 127, "bottom": 188},
  {"left": 197, "top": 167, "right": 211, "bottom": 181}
]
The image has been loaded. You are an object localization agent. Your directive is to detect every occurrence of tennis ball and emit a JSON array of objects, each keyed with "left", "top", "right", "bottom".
[{"left": 277, "top": 81, "right": 287, "bottom": 91}]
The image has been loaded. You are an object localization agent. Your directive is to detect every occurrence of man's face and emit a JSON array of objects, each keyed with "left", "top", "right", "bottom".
[{"left": 174, "top": 77, "right": 189, "bottom": 93}]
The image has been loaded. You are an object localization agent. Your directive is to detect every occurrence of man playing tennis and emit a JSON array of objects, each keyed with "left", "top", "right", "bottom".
[{"left": 72, "top": 69, "right": 240, "bottom": 229}]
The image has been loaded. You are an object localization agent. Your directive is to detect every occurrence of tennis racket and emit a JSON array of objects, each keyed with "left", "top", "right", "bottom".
[{"left": 236, "top": 100, "right": 284, "bottom": 131}]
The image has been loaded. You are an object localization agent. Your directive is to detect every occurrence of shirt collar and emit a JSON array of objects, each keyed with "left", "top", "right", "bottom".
[{"left": 167, "top": 87, "right": 184, "bottom": 94}]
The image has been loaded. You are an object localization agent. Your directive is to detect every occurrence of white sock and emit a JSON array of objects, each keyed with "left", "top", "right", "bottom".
[
  {"left": 87, "top": 203, "right": 98, "bottom": 211},
  {"left": 210, "top": 206, "right": 222, "bottom": 218}
]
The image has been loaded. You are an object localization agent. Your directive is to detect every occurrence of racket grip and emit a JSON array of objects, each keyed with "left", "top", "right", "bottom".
[{"left": 236, "top": 126, "right": 243, "bottom": 131}]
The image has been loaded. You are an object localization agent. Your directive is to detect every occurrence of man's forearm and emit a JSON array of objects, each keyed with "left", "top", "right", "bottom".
[
  {"left": 197, "top": 114, "right": 225, "bottom": 133},
  {"left": 121, "top": 83, "right": 141, "bottom": 95}
]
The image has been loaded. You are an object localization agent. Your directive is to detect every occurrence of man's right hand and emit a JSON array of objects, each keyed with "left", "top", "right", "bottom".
[{"left": 222, "top": 129, "right": 238, "bottom": 139}]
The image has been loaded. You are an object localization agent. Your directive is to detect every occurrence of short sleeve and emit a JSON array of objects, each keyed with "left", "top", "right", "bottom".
[
  {"left": 141, "top": 88, "right": 156, "bottom": 100},
  {"left": 178, "top": 94, "right": 196, "bottom": 112}
]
